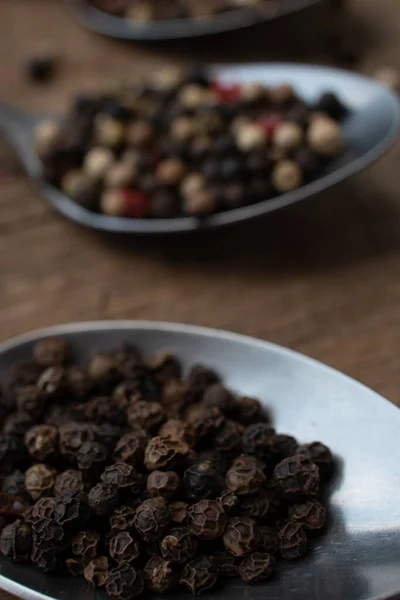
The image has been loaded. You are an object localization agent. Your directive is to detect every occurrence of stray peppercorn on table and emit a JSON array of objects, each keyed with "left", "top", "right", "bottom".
[
  {"left": 33, "top": 65, "right": 347, "bottom": 220},
  {"left": 0, "top": 337, "right": 333, "bottom": 596}
]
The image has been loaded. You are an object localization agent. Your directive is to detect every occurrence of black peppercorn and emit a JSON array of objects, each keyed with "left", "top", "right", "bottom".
[
  {"left": 84, "top": 556, "right": 109, "bottom": 587},
  {"left": 297, "top": 442, "right": 334, "bottom": 480},
  {"left": 144, "top": 436, "right": 190, "bottom": 471},
  {"left": 225, "top": 455, "right": 266, "bottom": 495},
  {"left": 54, "top": 470, "right": 84, "bottom": 498},
  {"left": 234, "top": 397, "right": 268, "bottom": 425},
  {"left": 54, "top": 493, "right": 89, "bottom": 530},
  {"left": 187, "top": 500, "right": 227, "bottom": 540},
  {"left": 148, "top": 352, "right": 182, "bottom": 383},
  {"left": 0, "top": 520, "right": 32, "bottom": 562},
  {"left": 133, "top": 498, "right": 170, "bottom": 541},
  {"left": 143, "top": 556, "right": 177, "bottom": 593},
  {"left": 59, "top": 423, "right": 96, "bottom": 462},
  {"left": 272, "top": 434, "right": 298, "bottom": 460},
  {"left": 34, "top": 337, "right": 69, "bottom": 367},
  {"left": 31, "top": 498, "right": 56, "bottom": 521},
  {"left": 289, "top": 500, "right": 326, "bottom": 530},
  {"left": 186, "top": 364, "right": 220, "bottom": 403},
  {"left": 101, "top": 462, "right": 143, "bottom": 496},
  {"left": 109, "top": 531, "right": 140, "bottom": 564},
  {"left": 242, "top": 423, "right": 276, "bottom": 457},
  {"left": 1, "top": 470, "right": 28, "bottom": 500},
  {"left": 218, "top": 489, "right": 239, "bottom": 513},
  {"left": 113, "top": 431, "right": 147, "bottom": 467},
  {"left": 25, "top": 425, "right": 58, "bottom": 462},
  {"left": 168, "top": 501, "right": 188, "bottom": 525},
  {"left": 88, "top": 483, "right": 119, "bottom": 516},
  {"left": 16, "top": 386, "right": 45, "bottom": 419},
  {"left": 212, "top": 551, "right": 237, "bottom": 577},
  {"left": 274, "top": 454, "right": 320, "bottom": 498},
  {"left": 127, "top": 401, "right": 166, "bottom": 433},
  {"left": 146, "top": 471, "right": 181, "bottom": 501},
  {"left": 110, "top": 506, "right": 137, "bottom": 533},
  {"left": 183, "top": 461, "right": 221, "bottom": 502},
  {"left": 238, "top": 552, "right": 275, "bottom": 583},
  {"left": 258, "top": 526, "right": 278, "bottom": 555},
  {"left": 160, "top": 526, "right": 197, "bottom": 563},
  {"left": 279, "top": 521, "right": 307, "bottom": 560},
  {"left": 71, "top": 530, "right": 100, "bottom": 564},
  {"left": 158, "top": 418, "right": 196, "bottom": 445},
  {"left": 25, "top": 464, "right": 57, "bottom": 501},
  {"left": 37, "top": 367, "right": 67, "bottom": 399},
  {"left": 239, "top": 492, "right": 270, "bottom": 521},
  {"left": 223, "top": 517, "right": 260, "bottom": 557},
  {"left": 180, "top": 555, "right": 219, "bottom": 595},
  {"left": 314, "top": 92, "right": 348, "bottom": 121},
  {"left": 106, "top": 563, "right": 144, "bottom": 600}
]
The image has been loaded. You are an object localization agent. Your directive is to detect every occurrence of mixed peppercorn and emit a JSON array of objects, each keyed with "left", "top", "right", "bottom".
[
  {"left": 90, "top": 0, "right": 269, "bottom": 21},
  {"left": 34, "top": 65, "right": 347, "bottom": 220},
  {"left": 0, "top": 337, "right": 334, "bottom": 596}
]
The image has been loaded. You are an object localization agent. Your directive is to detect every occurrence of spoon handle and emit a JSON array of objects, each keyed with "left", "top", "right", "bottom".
[{"left": 0, "top": 104, "right": 42, "bottom": 179}]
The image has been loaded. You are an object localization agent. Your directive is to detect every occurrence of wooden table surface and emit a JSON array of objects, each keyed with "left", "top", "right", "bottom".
[{"left": 0, "top": 0, "right": 400, "bottom": 598}]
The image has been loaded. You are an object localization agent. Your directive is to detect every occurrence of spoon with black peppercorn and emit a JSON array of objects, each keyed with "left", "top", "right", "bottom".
[
  {"left": 1, "top": 320, "right": 400, "bottom": 600},
  {"left": 0, "top": 64, "right": 398, "bottom": 234}
]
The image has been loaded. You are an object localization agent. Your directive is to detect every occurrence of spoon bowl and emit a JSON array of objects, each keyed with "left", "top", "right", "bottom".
[
  {"left": 65, "top": 0, "right": 323, "bottom": 41},
  {"left": 0, "top": 63, "right": 399, "bottom": 234},
  {"left": 0, "top": 320, "right": 400, "bottom": 600}
]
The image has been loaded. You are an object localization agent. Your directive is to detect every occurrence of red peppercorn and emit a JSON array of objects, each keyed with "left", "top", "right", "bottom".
[
  {"left": 211, "top": 81, "right": 241, "bottom": 104},
  {"left": 258, "top": 114, "right": 283, "bottom": 139},
  {"left": 122, "top": 190, "right": 150, "bottom": 218}
]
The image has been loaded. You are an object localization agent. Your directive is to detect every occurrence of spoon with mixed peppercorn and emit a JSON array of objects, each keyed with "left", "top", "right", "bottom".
[
  {"left": 0, "top": 63, "right": 398, "bottom": 234},
  {"left": 0, "top": 320, "right": 400, "bottom": 600}
]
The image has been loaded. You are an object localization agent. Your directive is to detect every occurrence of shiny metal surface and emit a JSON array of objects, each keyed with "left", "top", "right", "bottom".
[
  {"left": 0, "top": 64, "right": 398, "bottom": 234},
  {"left": 65, "top": 0, "right": 322, "bottom": 41},
  {"left": 1, "top": 320, "right": 400, "bottom": 600}
]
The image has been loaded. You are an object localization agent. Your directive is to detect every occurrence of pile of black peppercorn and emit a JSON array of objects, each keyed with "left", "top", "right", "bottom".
[
  {"left": 90, "top": 0, "right": 268, "bottom": 21},
  {"left": 34, "top": 64, "right": 347, "bottom": 220},
  {"left": 0, "top": 337, "right": 334, "bottom": 596}
]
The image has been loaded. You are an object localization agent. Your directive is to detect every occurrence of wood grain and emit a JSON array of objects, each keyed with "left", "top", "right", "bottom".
[{"left": 0, "top": 3, "right": 400, "bottom": 594}]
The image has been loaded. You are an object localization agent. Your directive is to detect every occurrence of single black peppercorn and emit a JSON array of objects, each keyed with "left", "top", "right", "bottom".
[
  {"left": 33, "top": 338, "right": 69, "bottom": 367},
  {"left": 168, "top": 501, "right": 188, "bottom": 525},
  {"left": 158, "top": 418, "right": 196, "bottom": 445},
  {"left": 146, "top": 470, "right": 181, "bottom": 501},
  {"left": 212, "top": 551, "right": 237, "bottom": 577},
  {"left": 113, "top": 431, "right": 147, "bottom": 467},
  {"left": 297, "top": 442, "right": 334, "bottom": 480},
  {"left": 106, "top": 564, "right": 144, "bottom": 600},
  {"left": 31, "top": 498, "right": 56, "bottom": 521},
  {"left": 84, "top": 556, "right": 109, "bottom": 587},
  {"left": 144, "top": 436, "right": 190, "bottom": 471},
  {"left": 15, "top": 386, "right": 45, "bottom": 419},
  {"left": 160, "top": 526, "right": 198, "bottom": 563},
  {"left": 101, "top": 462, "right": 143, "bottom": 496},
  {"left": 180, "top": 555, "right": 219, "bottom": 595},
  {"left": 54, "top": 470, "right": 84, "bottom": 498},
  {"left": 54, "top": 493, "right": 89, "bottom": 529},
  {"left": 187, "top": 500, "right": 227, "bottom": 540},
  {"left": 223, "top": 517, "right": 260, "bottom": 557},
  {"left": 274, "top": 454, "right": 320, "bottom": 498},
  {"left": 238, "top": 552, "right": 275, "bottom": 583},
  {"left": 25, "top": 425, "right": 59, "bottom": 462},
  {"left": 289, "top": 500, "right": 326, "bottom": 530},
  {"left": 218, "top": 489, "right": 239, "bottom": 513},
  {"left": 258, "top": 526, "right": 278, "bottom": 555},
  {"left": 202, "top": 384, "right": 235, "bottom": 413},
  {"left": 71, "top": 530, "right": 100, "bottom": 563},
  {"left": 0, "top": 520, "right": 32, "bottom": 562},
  {"left": 242, "top": 423, "right": 276, "bottom": 457},
  {"left": 279, "top": 521, "right": 307, "bottom": 560},
  {"left": 148, "top": 352, "right": 182, "bottom": 383},
  {"left": 143, "top": 556, "right": 177, "bottom": 593},
  {"left": 133, "top": 498, "right": 170, "bottom": 541},
  {"left": 225, "top": 455, "right": 266, "bottom": 495},
  {"left": 77, "top": 441, "right": 108, "bottom": 476},
  {"left": 110, "top": 506, "right": 137, "bottom": 533},
  {"left": 88, "top": 483, "right": 119, "bottom": 516},
  {"left": 183, "top": 461, "right": 221, "bottom": 502},
  {"left": 239, "top": 492, "right": 270, "bottom": 521},
  {"left": 109, "top": 531, "right": 140, "bottom": 564},
  {"left": 25, "top": 464, "right": 57, "bottom": 501},
  {"left": 37, "top": 367, "right": 67, "bottom": 399},
  {"left": 59, "top": 423, "right": 96, "bottom": 462},
  {"left": 272, "top": 434, "right": 298, "bottom": 460},
  {"left": 1, "top": 470, "right": 27, "bottom": 499},
  {"left": 127, "top": 401, "right": 166, "bottom": 433}
]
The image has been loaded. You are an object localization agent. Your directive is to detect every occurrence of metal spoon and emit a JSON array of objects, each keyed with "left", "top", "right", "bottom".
[
  {"left": 0, "top": 64, "right": 399, "bottom": 234},
  {"left": 65, "top": 0, "right": 323, "bottom": 41},
  {"left": 0, "top": 320, "right": 400, "bottom": 600}
]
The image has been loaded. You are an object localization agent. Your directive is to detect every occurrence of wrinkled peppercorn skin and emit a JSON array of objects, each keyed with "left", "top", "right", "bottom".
[
  {"left": 180, "top": 555, "right": 219, "bottom": 595},
  {"left": 279, "top": 521, "right": 307, "bottom": 560},
  {"left": 274, "top": 454, "right": 320, "bottom": 498},
  {"left": 187, "top": 500, "right": 227, "bottom": 540}
]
